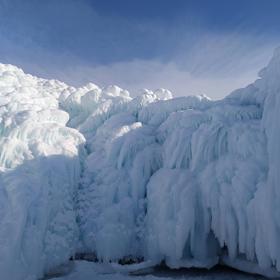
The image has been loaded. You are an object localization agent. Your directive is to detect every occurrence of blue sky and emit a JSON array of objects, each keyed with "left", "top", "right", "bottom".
[{"left": 0, "top": 0, "right": 279, "bottom": 98}]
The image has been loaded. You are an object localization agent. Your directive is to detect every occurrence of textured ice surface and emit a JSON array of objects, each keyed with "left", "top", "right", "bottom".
[
  {"left": 76, "top": 48, "right": 280, "bottom": 277},
  {"left": 0, "top": 64, "right": 85, "bottom": 280},
  {"left": 1, "top": 48, "right": 280, "bottom": 279}
]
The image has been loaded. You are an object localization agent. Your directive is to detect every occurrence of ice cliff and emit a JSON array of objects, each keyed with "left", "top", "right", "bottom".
[
  {"left": 0, "top": 65, "right": 86, "bottom": 279},
  {"left": 1, "top": 48, "right": 280, "bottom": 279}
]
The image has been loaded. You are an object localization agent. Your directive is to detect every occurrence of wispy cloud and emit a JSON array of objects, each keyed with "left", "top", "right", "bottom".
[
  {"left": 52, "top": 49, "right": 272, "bottom": 99},
  {"left": 0, "top": 0, "right": 278, "bottom": 99}
]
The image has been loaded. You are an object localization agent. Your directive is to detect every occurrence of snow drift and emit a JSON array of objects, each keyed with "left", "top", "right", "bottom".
[{"left": 1, "top": 48, "right": 280, "bottom": 279}]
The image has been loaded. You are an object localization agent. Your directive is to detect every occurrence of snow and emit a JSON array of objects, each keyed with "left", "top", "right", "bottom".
[
  {"left": 0, "top": 48, "right": 280, "bottom": 279},
  {"left": 50, "top": 261, "right": 264, "bottom": 280}
]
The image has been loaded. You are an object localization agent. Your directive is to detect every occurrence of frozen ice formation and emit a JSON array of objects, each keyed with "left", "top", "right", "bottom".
[
  {"left": 0, "top": 65, "right": 86, "bottom": 280},
  {"left": 1, "top": 47, "right": 280, "bottom": 279}
]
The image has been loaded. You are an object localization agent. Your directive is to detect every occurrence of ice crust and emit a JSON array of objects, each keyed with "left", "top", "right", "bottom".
[{"left": 1, "top": 48, "right": 280, "bottom": 279}]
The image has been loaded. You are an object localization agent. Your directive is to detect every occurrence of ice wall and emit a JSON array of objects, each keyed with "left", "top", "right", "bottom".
[
  {"left": 1, "top": 47, "right": 280, "bottom": 279},
  {"left": 72, "top": 49, "right": 280, "bottom": 277},
  {"left": 0, "top": 65, "right": 85, "bottom": 280}
]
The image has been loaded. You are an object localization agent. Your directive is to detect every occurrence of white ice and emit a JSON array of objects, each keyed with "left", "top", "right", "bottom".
[
  {"left": 1, "top": 48, "right": 280, "bottom": 279},
  {"left": 0, "top": 64, "right": 85, "bottom": 280}
]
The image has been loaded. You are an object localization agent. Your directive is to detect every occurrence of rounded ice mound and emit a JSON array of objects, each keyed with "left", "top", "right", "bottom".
[
  {"left": 154, "top": 88, "right": 173, "bottom": 100},
  {"left": 103, "top": 85, "right": 130, "bottom": 98}
]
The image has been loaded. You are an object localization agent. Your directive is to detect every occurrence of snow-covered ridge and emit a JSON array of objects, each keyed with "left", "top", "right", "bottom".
[{"left": 0, "top": 47, "right": 280, "bottom": 279}]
